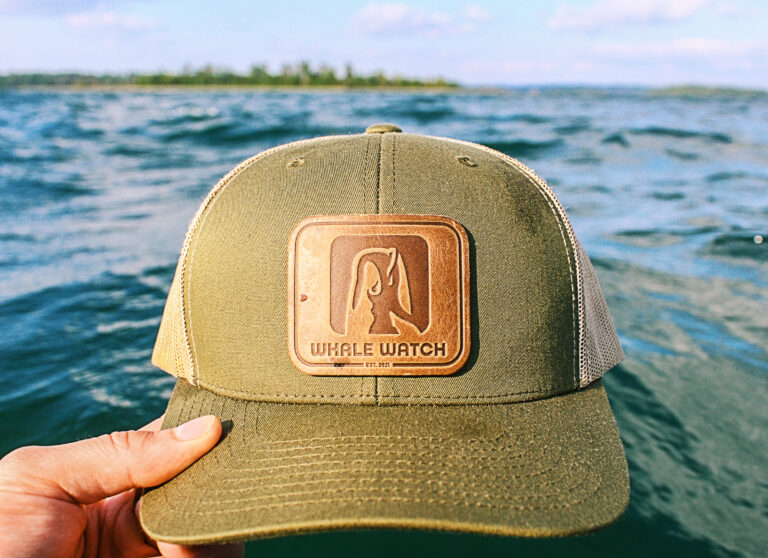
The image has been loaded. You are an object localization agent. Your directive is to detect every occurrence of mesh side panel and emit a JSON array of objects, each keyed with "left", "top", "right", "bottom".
[
  {"left": 576, "top": 242, "right": 624, "bottom": 387},
  {"left": 151, "top": 261, "right": 194, "bottom": 382}
]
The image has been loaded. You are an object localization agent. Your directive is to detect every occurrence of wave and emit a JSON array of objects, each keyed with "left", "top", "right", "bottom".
[
  {"left": 612, "top": 226, "right": 723, "bottom": 248},
  {"left": 553, "top": 120, "right": 591, "bottom": 135},
  {"left": 150, "top": 110, "right": 220, "bottom": 127},
  {"left": 665, "top": 148, "right": 699, "bottom": 161},
  {"left": 355, "top": 106, "right": 456, "bottom": 123},
  {"left": 484, "top": 138, "right": 563, "bottom": 158},
  {"left": 104, "top": 144, "right": 157, "bottom": 157},
  {"left": 650, "top": 191, "right": 686, "bottom": 200},
  {"left": 0, "top": 176, "right": 93, "bottom": 214},
  {"left": 566, "top": 150, "right": 602, "bottom": 165},
  {"left": 602, "top": 132, "right": 630, "bottom": 147},
  {"left": 0, "top": 233, "right": 36, "bottom": 242},
  {"left": 161, "top": 121, "right": 236, "bottom": 143},
  {"left": 704, "top": 232, "right": 768, "bottom": 262},
  {"left": 160, "top": 122, "right": 345, "bottom": 146},
  {"left": 706, "top": 171, "right": 768, "bottom": 183},
  {"left": 0, "top": 267, "right": 176, "bottom": 448},
  {"left": 507, "top": 113, "right": 554, "bottom": 124},
  {"left": 630, "top": 126, "right": 732, "bottom": 143},
  {"left": 0, "top": 144, "right": 75, "bottom": 164},
  {"left": 617, "top": 225, "right": 721, "bottom": 238},
  {"left": 352, "top": 94, "right": 456, "bottom": 123},
  {"left": 39, "top": 121, "right": 104, "bottom": 140}
]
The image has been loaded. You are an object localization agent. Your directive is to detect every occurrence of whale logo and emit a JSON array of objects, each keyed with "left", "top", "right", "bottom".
[
  {"left": 330, "top": 236, "right": 429, "bottom": 336},
  {"left": 288, "top": 214, "right": 470, "bottom": 377}
]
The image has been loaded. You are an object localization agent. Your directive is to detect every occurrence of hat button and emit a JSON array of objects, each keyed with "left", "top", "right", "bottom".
[{"left": 365, "top": 123, "right": 403, "bottom": 134}]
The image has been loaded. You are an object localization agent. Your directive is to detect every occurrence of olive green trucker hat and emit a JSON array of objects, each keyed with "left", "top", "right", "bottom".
[{"left": 140, "top": 123, "right": 629, "bottom": 543}]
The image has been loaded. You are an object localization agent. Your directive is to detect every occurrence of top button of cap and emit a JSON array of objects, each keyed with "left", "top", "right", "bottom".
[{"left": 365, "top": 123, "right": 403, "bottom": 134}]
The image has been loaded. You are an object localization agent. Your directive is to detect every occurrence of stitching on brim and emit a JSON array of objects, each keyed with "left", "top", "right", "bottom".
[
  {"left": 167, "top": 421, "right": 571, "bottom": 501},
  {"left": 190, "top": 400, "right": 570, "bottom": 502},
  {"left": 188, "top": 428, "right": 560, "bottom": 485},
  {"left": 163, "top": 447, "right": 586, "bottom": 507},
  {"left": 171, "top": 462, "right": 569, "bottom": 498},
  {"left": 157, "top": 458, "right": 598, "bottom": 514},
  {"left": 200, "top": 445, "right": 549, "bottom": 470},
  {"left": 232, "top": 433, "right": 507, "bottom": 443},
  {"left": 186, "top": 442, "right": 561, "bottom": 478},
  {"left": 210, "top": 456, "right": 547, "bottom": 479},
  {"left": 186, "top": 440, "right": 562, "bottom": 487}
]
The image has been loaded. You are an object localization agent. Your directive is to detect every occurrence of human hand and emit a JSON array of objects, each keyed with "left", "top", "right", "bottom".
[{"left": 0, "top": 415, "right": 244, "bottom": 558}]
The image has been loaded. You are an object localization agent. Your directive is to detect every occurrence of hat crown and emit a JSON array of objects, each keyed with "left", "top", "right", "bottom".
[{"left": 152, "top": 132, "right": 622, "bottom": 404}]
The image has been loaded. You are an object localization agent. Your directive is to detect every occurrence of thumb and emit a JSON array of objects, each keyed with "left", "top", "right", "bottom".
[{"left": 3, "top": 416, "right": 221, "bottom": 505}]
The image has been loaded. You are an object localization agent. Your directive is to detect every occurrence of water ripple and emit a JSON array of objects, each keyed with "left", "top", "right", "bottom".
[{"left": 1, "top": 88, "right": 766, "bottom": 557}]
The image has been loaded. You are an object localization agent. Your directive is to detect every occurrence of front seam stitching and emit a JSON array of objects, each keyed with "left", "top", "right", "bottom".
[{"left": 373, "top": 134, "right": 385, "bottom": 403}]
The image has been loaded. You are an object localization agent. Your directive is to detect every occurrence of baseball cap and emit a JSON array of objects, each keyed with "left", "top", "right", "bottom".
[{"left": 139, "top": 123, "right": 629, "bottom": 543}]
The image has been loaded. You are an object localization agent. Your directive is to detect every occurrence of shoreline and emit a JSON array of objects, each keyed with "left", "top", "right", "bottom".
[
  {"left": 0, "top": 84, "right": 513, "bottom": 95},
  {"left": 1, "top": 84, "right": 765, "bottom": 98}
]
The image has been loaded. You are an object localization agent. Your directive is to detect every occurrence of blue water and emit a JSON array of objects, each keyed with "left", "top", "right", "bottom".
[{"left": 0, "top": 88, "right": 766, "bottom": 557}]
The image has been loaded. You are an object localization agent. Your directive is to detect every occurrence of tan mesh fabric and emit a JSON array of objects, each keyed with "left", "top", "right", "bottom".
[
  {"left": 152, "top": 261, "right": 194, "bottom": 382},
  {"left": 575, "top": 241, "right": 624, "bottom": 386}
]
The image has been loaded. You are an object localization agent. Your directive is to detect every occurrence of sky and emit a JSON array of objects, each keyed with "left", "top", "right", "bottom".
[{"left": 0, "top": 0, "right": 767, "bottom": 88}]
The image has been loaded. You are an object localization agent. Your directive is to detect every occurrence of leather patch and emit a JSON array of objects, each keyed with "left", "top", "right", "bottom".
[{"left": 288, "top": 215, "right": 470, "bottom": 376}]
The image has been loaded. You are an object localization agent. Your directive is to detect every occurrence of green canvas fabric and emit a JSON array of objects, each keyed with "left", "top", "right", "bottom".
[
  {"left": 140, "top": 378, "right": 629, "bottom": 544},
  {"left": 181, "top": 133, "right": 578, "bottom": 405},
  {"left": 141, "top": 128, "right": 629, "bottom": 543}
]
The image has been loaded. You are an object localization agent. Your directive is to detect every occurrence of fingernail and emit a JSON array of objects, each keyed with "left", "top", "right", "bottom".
[{"left": 173, "top": 415, "right": 216, "bottom": 440}]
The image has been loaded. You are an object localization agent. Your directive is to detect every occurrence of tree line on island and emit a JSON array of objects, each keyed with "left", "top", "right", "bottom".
[{"left": 0, "top": 62, "right": 458, "bottom": 88}]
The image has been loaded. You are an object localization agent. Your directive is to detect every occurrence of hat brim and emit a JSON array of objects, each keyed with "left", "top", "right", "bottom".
[{"left": 140, "top": 379, "right": 628, "bottom": 544}]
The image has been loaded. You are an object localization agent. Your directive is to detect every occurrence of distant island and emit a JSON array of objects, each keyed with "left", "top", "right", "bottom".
[
  {"left": 649, "top": 84, "right": 768, "bottom": 99},
  {"left": 0, "top": 63, "right": 458, "bottom": 89}
]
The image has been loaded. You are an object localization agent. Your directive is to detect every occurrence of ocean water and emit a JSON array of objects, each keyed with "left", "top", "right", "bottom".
[{"left": 0, "top": 88, "right": 766, "bottom": 557}]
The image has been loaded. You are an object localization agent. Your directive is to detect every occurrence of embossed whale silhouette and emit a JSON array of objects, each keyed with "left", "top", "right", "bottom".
[
  {"left": 347, "top": 247, "right": 427, "bottom": 335},
  {"left": 330, "top": 236, "right": 430, "bottom": 336}
]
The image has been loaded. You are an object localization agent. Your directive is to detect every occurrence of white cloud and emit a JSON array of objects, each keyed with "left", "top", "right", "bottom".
[
  {"left": 65, "top": 11, "right": 158, "bottom": 31},
  {"left": 464, "top": 5, "right": 492, "bottom": 22},
  {"left": 550, "top": 0, "right": 711, "bottom": 31},
  {"left": 712, "top": 0, "right": 759, "bottom": 18},
  {"left": 0, "top": 0, "right": 112, "bottom": 14},
  {"left": 591, "top": 38, "right": 768, "bottom": 73},
  {"left": 595, "top": 38, "right": 762, "bottom": 60},
  {"left": 352, "top": 3, "right": 491, "bottom": 37}
]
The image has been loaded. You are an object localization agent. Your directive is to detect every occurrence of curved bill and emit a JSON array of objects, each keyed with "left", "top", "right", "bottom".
[{"left": 140, "top": 379, "right": 629, "bottom": 544}]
